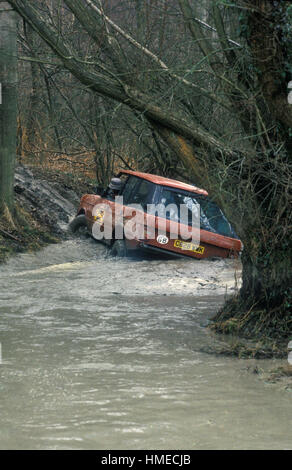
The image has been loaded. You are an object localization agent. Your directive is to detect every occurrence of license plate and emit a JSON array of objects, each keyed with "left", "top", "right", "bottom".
[{"left": 174, "top": 239, "right": 205, "bottom": 254}]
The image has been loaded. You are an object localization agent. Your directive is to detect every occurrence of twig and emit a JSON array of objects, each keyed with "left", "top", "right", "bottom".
[{"left": 0, "top": 227, "right": 20, "bottom": 241}]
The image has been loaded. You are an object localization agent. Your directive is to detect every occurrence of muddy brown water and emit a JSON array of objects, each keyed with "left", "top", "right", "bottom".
[{"left": 0, "top": 239, "right": 291, "bottom": 450}]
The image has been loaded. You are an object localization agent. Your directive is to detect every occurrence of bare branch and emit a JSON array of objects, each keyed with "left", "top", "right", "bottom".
[
  {"left": 178, "top": 0, "right": 221, "bottom": 73},
  {"left": 211, "top": 1, "right": 237, "bottom": 66},
  {"left": 84, "top": 0, "right": 231, "bottom": 111},
  {"left": 192, "top": 15, "right": 241, "bottom": 48},
  {"left": 7, "top": 0, "right": 241, "bottom": 162}
]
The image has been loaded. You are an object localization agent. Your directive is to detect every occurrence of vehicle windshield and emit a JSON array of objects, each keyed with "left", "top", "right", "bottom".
[{"left": 158, "top": 187, "right": 237, "bottom": 238}]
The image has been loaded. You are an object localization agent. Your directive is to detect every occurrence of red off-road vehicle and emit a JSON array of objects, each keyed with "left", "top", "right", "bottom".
[{"left": 70, "top": 170, "right": 242, "bottom": 259}]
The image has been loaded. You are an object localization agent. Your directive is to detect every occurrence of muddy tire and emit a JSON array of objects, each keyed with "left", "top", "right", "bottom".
[
  {"left": 69, "top": 214, "right": 88, "bottom": 234},
  {"left": 111, "top": 239, "right": 128, "bottom": 257}
]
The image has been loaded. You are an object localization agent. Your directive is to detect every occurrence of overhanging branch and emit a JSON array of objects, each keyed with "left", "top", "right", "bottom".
[{"left": 8, "top": 0, "right": 248, "bottom": 171}]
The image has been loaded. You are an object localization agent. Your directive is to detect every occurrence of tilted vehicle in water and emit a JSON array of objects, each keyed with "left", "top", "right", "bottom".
[{"left": 70, "top": 170, "right": 242, "bottom": 259}]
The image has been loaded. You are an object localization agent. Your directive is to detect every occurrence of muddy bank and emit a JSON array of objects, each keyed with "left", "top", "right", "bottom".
[
  {"left": 0, "top": 165, "right": 95, "bottom": 262},
  {"left": 15, "top": 165, "right": 78, "bottom": 234}
]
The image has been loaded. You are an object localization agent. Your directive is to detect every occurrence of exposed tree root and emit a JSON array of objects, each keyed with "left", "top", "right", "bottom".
[{"left": 210, "top": 294, "right": 292, "bottom": 344}]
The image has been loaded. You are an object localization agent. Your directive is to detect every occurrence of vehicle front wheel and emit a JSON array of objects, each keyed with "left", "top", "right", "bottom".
[
  {"left": 69, "top": 214, "right": 88, "bottom": 235},
  {"left": 111, "top": 239, "right": 128, "bottom": 257}
]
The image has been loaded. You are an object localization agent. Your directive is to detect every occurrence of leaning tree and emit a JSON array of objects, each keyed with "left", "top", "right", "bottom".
[{"left": 6, "top": 0, "right": 292, "bottom": 339}]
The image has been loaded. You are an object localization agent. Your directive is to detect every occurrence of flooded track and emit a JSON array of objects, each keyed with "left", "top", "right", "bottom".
[{"left": 0, "top": 239, "right": 291, "bottom": 449}]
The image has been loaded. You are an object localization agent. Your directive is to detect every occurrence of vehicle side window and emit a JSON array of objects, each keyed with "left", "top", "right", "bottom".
[
  {"left": 198, "top": 197, "right": 236, "bottom": 237},
  {"left": 121, "top": 176, "right": 140, "bottom": 204},
  {"left": 129, "top": 180, "right": 154, "bottom": 210},
  {"left": 158, "top": 188, "right": 237, "bottom": 237}
]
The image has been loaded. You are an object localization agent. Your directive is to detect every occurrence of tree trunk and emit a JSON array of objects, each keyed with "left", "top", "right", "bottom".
[
  {"left": 134, "top": 0, "right": 146, "bottom": 44},
  {"left": 0, "top": 2, "right": 17, "bottom": 215},
  {"left": 240, "top": 249, "right": 292, "bottom": 310},
  {"left": 212, "top": 241, "right": 292, "bottom": 340},
  {"left": 24, "top": 22, "right": 41, "bottom": 149}
]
